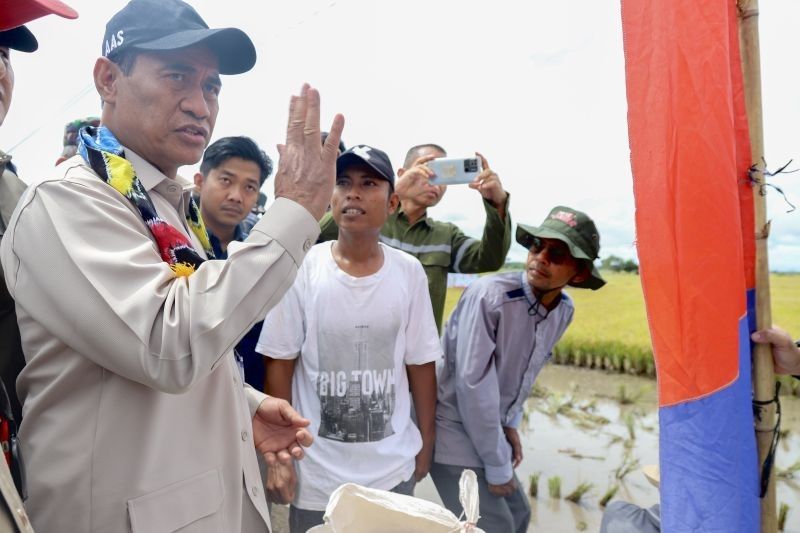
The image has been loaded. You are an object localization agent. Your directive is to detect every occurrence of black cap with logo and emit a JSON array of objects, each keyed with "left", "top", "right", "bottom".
[
  {"left": 102, "top": 0, "right": 256, "bottom": 75},
  {"left": 336, "top": 145, "right": 395, "bottom": 187}
]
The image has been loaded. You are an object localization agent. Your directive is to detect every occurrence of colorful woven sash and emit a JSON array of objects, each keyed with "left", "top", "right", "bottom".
[{"left": 78, "top": 126, "right": 214, "bottom": 277}]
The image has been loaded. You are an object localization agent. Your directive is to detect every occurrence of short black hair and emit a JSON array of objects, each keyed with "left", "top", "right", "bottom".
[
  {"left": 403, "top": 143, "right": 447, "bottom": 169},
  {"left": 200, "top": 136, "right": 273, "bottom": 185},
  {"left": 109, "top": 50, "right": 139, "bottom": 75}
]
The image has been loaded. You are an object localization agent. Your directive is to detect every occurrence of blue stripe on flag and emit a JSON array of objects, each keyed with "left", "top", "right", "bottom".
[{"left": 658, "top": 304, "right": 759, "bottom": 532}]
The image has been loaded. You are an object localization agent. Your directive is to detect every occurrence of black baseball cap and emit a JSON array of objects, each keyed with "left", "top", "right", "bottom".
[
  {"left": 337, "top": 145, "right": 395, "bottom": 187},
  {"left": 103, "top": 0, "right": 256, "bottom": 75},
  {"left": 0, "top": 26, "right": 38, "bottom": 53}
]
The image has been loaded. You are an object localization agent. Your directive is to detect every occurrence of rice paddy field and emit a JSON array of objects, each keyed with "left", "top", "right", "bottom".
[{"left": 445, "top": 272, "right": 800, "bottom": 393}]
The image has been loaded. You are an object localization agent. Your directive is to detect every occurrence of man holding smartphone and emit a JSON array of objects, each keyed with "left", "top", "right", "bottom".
[{"left": 320, "top": 143, "right": 511, "bottom": 331}]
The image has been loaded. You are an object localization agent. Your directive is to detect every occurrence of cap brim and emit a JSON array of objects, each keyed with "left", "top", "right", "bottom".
[
  {"left": 516, "top": 223, "right": 606, "bottom": 291},
  {"left": 0, "top": 26, "right": 38, "bottom": 53},
  {"left": 0, "top": 0, "right": 78, "bottom": 31},
  {"left": 337, "top": 152, "right": 393, "bottom": 184},
  {"left": 132, "top": 27, "right": 256, "bottom": 75}
]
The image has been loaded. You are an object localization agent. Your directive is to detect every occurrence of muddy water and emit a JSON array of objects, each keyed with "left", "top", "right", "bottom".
[{"left": 272, "top": 365, "right": 800, "bottom": 532}]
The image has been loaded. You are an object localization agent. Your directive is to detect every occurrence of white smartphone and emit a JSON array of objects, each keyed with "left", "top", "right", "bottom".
[{"left": 428, "top": 156, "right": 483, "bottom": 185}]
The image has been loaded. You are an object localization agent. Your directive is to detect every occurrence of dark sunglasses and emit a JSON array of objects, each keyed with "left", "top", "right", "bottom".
[{"left": 529, "top": 236, "right": 572, "bottom": 265}]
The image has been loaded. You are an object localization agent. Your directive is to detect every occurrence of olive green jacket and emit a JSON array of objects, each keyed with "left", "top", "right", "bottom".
[{"left": 319, "top": 197, "right": 511, "bottom": 330}]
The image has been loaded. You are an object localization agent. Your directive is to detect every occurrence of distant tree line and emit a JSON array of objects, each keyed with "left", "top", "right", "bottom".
[
  {"left": 600, "top": 255, "right": 639, "bottom": 274},
  {"left": 503, "top": 255, "right": 639, "bottom": 274}
]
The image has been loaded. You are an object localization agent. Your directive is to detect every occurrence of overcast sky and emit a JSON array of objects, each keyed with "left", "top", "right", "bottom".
[{"left": 2, "top": 0, "right": 798, "bottom": 270}]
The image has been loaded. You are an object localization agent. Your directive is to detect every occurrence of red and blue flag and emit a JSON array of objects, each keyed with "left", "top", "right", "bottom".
[{"left": 621, "top": 0, "right": 759, "bottom": 530}]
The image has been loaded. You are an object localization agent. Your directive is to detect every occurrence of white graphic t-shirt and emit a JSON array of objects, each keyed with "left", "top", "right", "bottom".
[{"left": 256, "top": 241, "right": 442, "bottom": 510}]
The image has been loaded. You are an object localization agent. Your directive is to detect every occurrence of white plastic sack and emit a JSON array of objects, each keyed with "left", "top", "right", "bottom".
[{"left": 307, "top": 469, "right": 484, "bottom": 533}]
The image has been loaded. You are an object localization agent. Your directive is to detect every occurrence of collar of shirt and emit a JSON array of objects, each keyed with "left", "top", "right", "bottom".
[
  {"left": 394, "top": 206, "right": 432, "bottom": 229},
  {"left": 520, "top": 270, "right": 564, "bottom": 317},
  {"left": 123, "top": 147, "right": 195, "bottom": 212},
  {"left": 207, "top": 223, "right": 247, "bottom": 259}
]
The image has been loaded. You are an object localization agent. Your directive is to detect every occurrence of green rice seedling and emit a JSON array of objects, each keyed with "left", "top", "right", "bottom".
[
  {"left": 548, "top": 476, "right": 561, "bottom": 498},
  {"left": 615, "top": 454, "right": 640, "bottom": 480},
  {"left": 564, "top": 482, "right": 594, "bottom": 503},
  {"left": 579, "top": 398, "right": 597, "bottom": 412},
  {"left": 599, "top": 484, "right": 619, "bottom": 507},
  {"left": 608, "top": 434, "right": 624, "bottom": 446},
  {"left": 530, "top": 383, "right": 548, "bottom": 398},
  {"left": 778, "top": 502, "right": 789, "bottom": 531},
  {"left": 616, "top": 384, "right": 645, "bottom": 405},
  {"left": 528, "top": 472, "right": 541, "bottom": 498},
  {"left": 777, "top": 460, "right": 800, "bottom": 479},
  {"left": 624, "top": 412, "right": 636, "bottom": 440}
]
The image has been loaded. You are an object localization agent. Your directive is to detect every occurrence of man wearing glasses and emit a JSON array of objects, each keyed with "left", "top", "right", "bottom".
[{"left": 430, "top": 206, "right": 606, "bottom": 533}]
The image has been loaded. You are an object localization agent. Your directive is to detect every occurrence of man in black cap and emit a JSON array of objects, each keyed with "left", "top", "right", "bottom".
[
  {"left": 430, "top": 206, "right": 605, "bottom": 533},
  {"left": 0, "top": 0, "right": 344, "bottom": 531},
  {"left": 258, "top": 145, "right": 442, "bottom": 532}
]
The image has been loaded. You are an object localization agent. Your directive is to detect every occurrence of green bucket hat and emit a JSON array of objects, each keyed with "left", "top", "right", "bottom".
[{"left": 516, "top": 206, "right": 606, "bottom": 290}]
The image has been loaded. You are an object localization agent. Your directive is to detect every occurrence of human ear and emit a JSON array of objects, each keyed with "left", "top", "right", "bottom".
[
  {"left": 193, "top": 172, "right": 205, "bottom": 191},
  {"left": 93, "top": 57, "right": 120, "bottom": 105},
  {"left": 570, "top": 263, "right": 592, "bottom": 285},
  {"left": 388, "top": 191, "right": 400, "bottom": 214}
]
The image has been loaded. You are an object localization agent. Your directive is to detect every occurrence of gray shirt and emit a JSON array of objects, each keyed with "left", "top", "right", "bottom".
[{"left": 434, "top": 271, "right": 574, "bottom": 484}]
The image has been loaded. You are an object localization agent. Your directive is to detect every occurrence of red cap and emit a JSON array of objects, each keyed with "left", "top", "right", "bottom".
[{"left": 0, "top": 0, "right": 78, "bottom": 31}]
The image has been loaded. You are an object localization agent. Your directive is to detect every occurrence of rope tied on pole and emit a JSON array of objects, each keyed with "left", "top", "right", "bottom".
[
  {"left": 753, "top": 380, "right": 782, "bottom": 498},
  {"left": 745, "top": 158, "right": 798, "bottom": 212}
]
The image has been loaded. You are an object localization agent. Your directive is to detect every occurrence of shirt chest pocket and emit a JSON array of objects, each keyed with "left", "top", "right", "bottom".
[{"left": 127, "top": 469, "right": 224, "bottom": 533}]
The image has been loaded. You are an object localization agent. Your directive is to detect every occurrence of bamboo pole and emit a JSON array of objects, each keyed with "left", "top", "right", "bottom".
[{"left": 737, "top": 1, "right": 777, "bottom": 531}]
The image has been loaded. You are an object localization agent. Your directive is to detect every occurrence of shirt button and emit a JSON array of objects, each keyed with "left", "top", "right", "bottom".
[
  {"left": 167, "top": 185, "right": 178, "bottom": 193},
  {"left": 252, "top": 485, "right": 259, "bottom": 497},
  {"left": 16, "top": 508, "right": 28, "bottom": 526},
  {"left": 303, "top": 239, "right": 312, "bottom": 252},
  {"left": 241, "top": 430, "right": 249, "bottom": 442}
]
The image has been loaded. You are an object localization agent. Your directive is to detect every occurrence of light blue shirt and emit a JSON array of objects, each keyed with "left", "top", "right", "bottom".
[{"left": 434, "top": 271, "right": 574, "bottom": 484}]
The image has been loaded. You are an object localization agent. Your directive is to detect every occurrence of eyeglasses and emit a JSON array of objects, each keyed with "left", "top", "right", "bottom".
[{"left": 529, "top": 236, "right": 572, "bottom": 265}]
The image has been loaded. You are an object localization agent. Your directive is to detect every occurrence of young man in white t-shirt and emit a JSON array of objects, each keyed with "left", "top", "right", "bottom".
[{"left": 256, "top": 145, "right": 441, "bottom": 533}]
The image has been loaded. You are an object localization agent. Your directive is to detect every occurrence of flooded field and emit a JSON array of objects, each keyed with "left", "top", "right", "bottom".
[{"left": 271, "top": 365, "right": 800, "bottom": 532}]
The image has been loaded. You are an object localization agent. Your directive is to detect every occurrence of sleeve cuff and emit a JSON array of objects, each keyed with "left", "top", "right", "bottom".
[
  {"left": 245, "top": 385, "right": 269, "bottom": 419},
  {"left": 249, "top": 198, "right": 320, "bottom": 267},
  {"left": 483, "top": 192, "right": 510, "bottom": 217},
  {"left": 256, "top": 347, "right": 300, "bottom": 361},
  {"left": 505, "top": 410, "right": 523, "bottom": 429},
  {"left": 485, "top": 462, "right": 514, "bottom": 485}
]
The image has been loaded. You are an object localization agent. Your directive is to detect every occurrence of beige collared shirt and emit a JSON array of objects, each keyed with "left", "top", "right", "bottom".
[{"left": 0, "top": 150, "right": 319, "bottom": 533}]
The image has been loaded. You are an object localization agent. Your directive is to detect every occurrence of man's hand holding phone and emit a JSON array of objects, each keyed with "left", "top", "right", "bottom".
[{"left": 468, "top": 152, "right": 507, "bottom": 216}]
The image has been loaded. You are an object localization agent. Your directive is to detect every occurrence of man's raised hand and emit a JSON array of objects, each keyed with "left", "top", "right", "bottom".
[
  {"left": 274, "top": 84, "right": 345, "bottom": 221},
  {"left": 395, "top": 154, "right": 438, "bottom": 198},
  {"left": 469, "top": 152, "right": 508, "bottom": 216}
]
